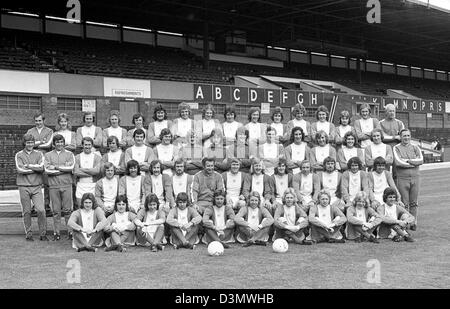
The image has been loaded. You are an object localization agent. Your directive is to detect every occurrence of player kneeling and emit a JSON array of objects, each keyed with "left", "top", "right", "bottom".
[
  {"left": 134, "top": 193, "right": 167, "bottom": 252},
  {"left": 68, "top": 193, "right": 107, "bottom": 252},
  {"left": 308, "top": 190, "right": 347, "bottom": 244},
  {"left": 377, "top": 187, "right": 415, "bottom": 242},
  {"left": 273, "top": 188, "right": 313, "bottom": 245},
  {"left": 104, "top": 195, "right": 137, "bottom": 252},
  {"left": 235, "top": 191, "right": 274, "bottom": 247},
  {"left": 345, "top": 191, "right": 381, "bottom": 243},
  {"left": 202, "top": 189, "right": 235, "bottom": 249},
  {"left": 166, "top": 193, "right": 202, "bottom": 249}
]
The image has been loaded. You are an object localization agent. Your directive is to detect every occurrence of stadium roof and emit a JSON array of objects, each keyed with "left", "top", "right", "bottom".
[
  {"left": 409, "top": 0, "right": 450, "bottom": 13},
  {"left": 3, "top": 0, "right": 450, "bottom": 71}
]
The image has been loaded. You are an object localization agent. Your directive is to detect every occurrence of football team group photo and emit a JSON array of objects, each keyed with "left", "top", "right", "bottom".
[{"left": 1, "top": 0, "right": 449, "bottom": 290}]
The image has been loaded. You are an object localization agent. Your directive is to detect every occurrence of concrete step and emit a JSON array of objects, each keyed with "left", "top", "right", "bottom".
[
  {"left": 0, "top": 217, "right": 67, "bottom": 235},
  {"left": 0, "top": 205, "right": 53, "bottom": 218}
]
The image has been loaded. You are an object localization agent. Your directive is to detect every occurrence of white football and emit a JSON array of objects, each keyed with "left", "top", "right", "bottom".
[
  {"left": 207, "top": 241, "right": 224, "bottom": 256},
  {"left": 272, "top": 238, "right": 289, "bottom": 253}
]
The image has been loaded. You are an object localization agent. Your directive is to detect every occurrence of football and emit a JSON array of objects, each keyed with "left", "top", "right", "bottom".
[
  {"left": 272, "top": 238, "right": 289, "bottom": 253},
  {"left": 207, "top": 241, "right": 224, "bottom": 256}
]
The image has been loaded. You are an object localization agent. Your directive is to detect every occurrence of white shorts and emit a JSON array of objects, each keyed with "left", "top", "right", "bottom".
[{"left": 75, "top": 182, "right": 96, "bottom": 199}]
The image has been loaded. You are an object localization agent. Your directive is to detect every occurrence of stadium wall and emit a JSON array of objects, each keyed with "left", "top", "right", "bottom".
[
  {"left": 86, "top": 24, "right": 119, "bottom": 41},
  {"left": 349, "top": 59, "right": 358, "bottom": 70},
  {"left": 123, "top": 29, "right": 155, "bottom": 45},
  {"left": 290, "top": 51, "right": 309, "bottom": 64},
  {"left": 46, "top": 20, "right": 82, "bottom": 37},
  {"left": 0, "top": 70, "right": 49, "bottom": 94},
  {"left": 397, "top": 66, "right": 409, "bottom": 77},
  {"left": 0, "top": 107, "right": 38, "bottom": 126},
  {"left": 331, "top": 57, "right": 346, "bottom": 69},
  {"left": 1, "top": 70, "right": 449, "bottom": 129},
  {"left": 246, "top": 44, "right": 266, "bottom": 57},
  {"left": 311, "top": 53, "right": 328, "bottom": 67},
  {"left": 49, "top": 73, "right": 103, "bottom": 96},
  {"left": 1, "top": 14, "right": 41, "bottom": 32}
]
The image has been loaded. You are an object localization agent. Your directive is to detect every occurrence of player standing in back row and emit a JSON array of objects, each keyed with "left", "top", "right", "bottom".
[{"left": 15, "top": 134, "right": 48, "bottom": 241}]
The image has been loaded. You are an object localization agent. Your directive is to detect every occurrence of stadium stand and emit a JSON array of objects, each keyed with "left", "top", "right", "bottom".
[
  {"left": 4, "top": 31, "right": 232, "bottom": 84},
  {"left": 0, "top": 35, "right": 59, "bottom": 72},
  {"left": 287, "top": 62, "right": 450, "bottom": 100},
  {"left": 1, "top": 30, "right": 449, "bottom": 102}
]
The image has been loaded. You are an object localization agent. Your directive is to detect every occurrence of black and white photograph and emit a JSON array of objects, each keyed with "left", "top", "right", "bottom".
[{"left": 0, "top": 0, "right": 449, "bottom": 293}]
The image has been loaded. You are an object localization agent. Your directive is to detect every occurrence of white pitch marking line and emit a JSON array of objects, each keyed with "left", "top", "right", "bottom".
[{"left": 419, "top": 194, "right": 450, "bottom": 198}]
